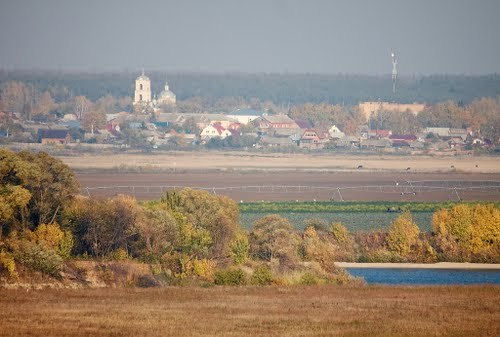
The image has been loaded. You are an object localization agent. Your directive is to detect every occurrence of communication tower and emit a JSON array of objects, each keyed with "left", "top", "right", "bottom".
[{"left": 391, "top": 52, "right": 397, "bottom": 94}]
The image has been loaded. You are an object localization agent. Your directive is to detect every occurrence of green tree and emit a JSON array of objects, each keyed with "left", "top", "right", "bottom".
[
  {"left": 172, "top": 189, "right": 240, "bottom": 261},
  {"left": 0, "top": 149, "right": 78, "bottom": 230}
]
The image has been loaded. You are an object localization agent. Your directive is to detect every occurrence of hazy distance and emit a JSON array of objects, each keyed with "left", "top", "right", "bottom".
[{"left": 1, "top": 0, "right": 499, "bottom": 75}]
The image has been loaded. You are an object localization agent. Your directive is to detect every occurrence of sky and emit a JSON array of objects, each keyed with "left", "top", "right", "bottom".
[{"left": 0, "top": 0, "right": 499, "bottom": 75}]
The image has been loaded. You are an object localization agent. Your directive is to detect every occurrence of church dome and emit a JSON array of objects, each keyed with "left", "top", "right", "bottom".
[{"left": 157, "top": 81, "right": 176, "bottom": 105}]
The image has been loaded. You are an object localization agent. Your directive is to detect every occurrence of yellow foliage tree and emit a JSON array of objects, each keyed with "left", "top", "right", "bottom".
[
  {"left": 302, "top": 226, "right": 336, "bottom": 272},
  {"left": 386, "top": 211, "right": 420, "bottom": 258},
  {"left": 432, "top": 204, "right": 500, "bottom": 261},
  {"left": 31, "top": 222, "right": 73, "bottom": 259}
]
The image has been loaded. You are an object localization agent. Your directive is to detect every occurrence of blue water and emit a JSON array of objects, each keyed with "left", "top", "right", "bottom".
[{"left": 346, "top": 268, "right": 500, "bottom": 285}]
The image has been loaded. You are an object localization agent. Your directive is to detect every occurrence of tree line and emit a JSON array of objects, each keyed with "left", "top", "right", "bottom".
[
  {"left": 1, "top": 150, "right": 499, "bottom": 285},
  {"left": 1, "top": 70, "right": 500, "bottom": 105}
]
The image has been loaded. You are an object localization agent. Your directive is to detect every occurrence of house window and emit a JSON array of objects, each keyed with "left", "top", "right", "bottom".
[
  {"left": 139, "top": 94, "right": 143, "bottom": 101},
  {"left": 140, "top": 84, "right": 143, "bottom": 90}
]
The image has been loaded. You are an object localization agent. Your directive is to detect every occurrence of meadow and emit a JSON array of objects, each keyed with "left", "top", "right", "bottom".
[
  {"left": 239, "top": 201, "right": 500, "bottom": 232},
  {"left": 0, "top": 286, "right": 498, "bottom": 337},
  {"left": 240, "top": 211, "right": 434, "bottom": 232}
]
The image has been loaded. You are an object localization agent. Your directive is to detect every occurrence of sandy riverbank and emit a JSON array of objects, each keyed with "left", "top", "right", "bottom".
[{"left": 335, "top": 262, "right": 500, "bottom": 269}]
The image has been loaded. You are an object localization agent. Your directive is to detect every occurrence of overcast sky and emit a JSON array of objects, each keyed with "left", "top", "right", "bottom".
[{"left": 1, "top": 0, "right": 499, "bottom": 75}]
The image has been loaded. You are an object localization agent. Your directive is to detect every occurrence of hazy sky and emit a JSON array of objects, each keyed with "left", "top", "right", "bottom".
[{"left": 1, "top": 0, "right": 499, "bottom": 74}]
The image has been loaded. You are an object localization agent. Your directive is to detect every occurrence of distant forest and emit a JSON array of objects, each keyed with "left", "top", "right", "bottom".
[{"left": 1, "top": 70, "right": 499, "bottom": 106}]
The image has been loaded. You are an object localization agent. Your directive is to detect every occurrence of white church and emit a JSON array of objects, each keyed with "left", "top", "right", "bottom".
[{"left": 133, "top": 71, "right": 176, "bottom": 109}]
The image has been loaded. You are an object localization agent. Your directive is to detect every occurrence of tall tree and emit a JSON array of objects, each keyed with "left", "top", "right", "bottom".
[
  {"left": 82, "top": 109, "right": 106, "bottom": 134},
  {"left": 32, "top": 91, "right": 56, "bottom": 119}
]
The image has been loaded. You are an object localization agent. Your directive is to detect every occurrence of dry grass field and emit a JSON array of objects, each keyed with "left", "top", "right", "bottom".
[{"left": 1, "top": 286, "right": 499, "bottom": 337}]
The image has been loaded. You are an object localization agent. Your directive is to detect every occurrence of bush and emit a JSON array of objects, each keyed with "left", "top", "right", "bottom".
[
  {"left": 214, "top": 267, "right": 247, "bottom": 285},
  {"left": 193, "top": 258, "right": 216, "bottom": 281},
  {"left": 107, "top": 248, "right": 130, "bottom": 261},
  {"left": 135, "top": 274, "right": 159, "bottom": 288},
  {"left": 299, "top": 271, "right": 321, "bottom": 285},
  {"left": 31, "top": 223, "right": 74, "bottom": 259},
  {"left": 251, "top": 265, "right": 273, "bottom": 285},
  {"left": 0, "top": 251, "right": 18, "bottom": 280},
  {"left": 14, "top": 240, "right": 63, "bottom": 277},
  {"left": 230, "top": 233, "right": 250, "bottom": 265}
]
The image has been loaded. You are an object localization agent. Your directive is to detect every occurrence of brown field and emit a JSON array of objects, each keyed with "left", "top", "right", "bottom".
[
  {"left": 76, "top": 171, "right": 500, "bottom": 201},
  {"left": 1, "top": 286, "right": 499, "bottom": 337},
  {"left": 59, "top": 152, "right": 500, "bottom": 173},
  {"left": 62, "top": 152, "right": 500, "bottom": 201}
]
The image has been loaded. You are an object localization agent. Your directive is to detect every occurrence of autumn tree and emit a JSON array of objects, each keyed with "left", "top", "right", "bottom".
[
  {"left": 0, "top": 149, "right": 78, "bottom": 247},
  {"left": 82, "top": 109, "right": 106, "bottom": 134},
  {"left": 71, "top": 96, "right": 93, "bottom": 120},
  {"left": 14, "top": 152, "right": 79, "bottom": 227},
  {"left": 157, "top": 189, "right": 240, "bottom": 263},
  {"left": 302, "top": 226, "right": 336, "bottom": 272},
  {"left": 32, "top": 91, "right": 56, "bottom": 120},
  {"left": 181, "top": 117, "right": 200, "bottom": 134},
  {"left": 0, "top": 81, "right": 32, "bottom": 119},
  {"left": 386, "top": 211, "right": 420, "bottom": 259},
  {"left": 432, "top": 204, "right": 500, "bottom": 261},
  {"left": 417, "top": 100, "right": 466, "bottom": 129},
  {"left": 249, "top": 215, "right": 300, "bottom": 269},
  {"left": 468, "top": 97, "right": 500, "bottom": 143},
  {"left": 64, "top": 195, "right": 145, "bottom": 257}
]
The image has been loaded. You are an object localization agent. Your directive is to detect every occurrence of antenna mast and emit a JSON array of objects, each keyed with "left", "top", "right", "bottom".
[{"left": 391, "top": 52, "right": 397, "bottom": 94}]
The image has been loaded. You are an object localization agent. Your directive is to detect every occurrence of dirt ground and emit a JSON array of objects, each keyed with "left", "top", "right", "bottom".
[
  {"left": 64, "top": 152, "right": 500, "bottom": 201},
  {"left": 59, "top": 151, "right": 500, "bottom": 173},
  {"left": 76, "top": 171, "right": 500, "bottom": 201}
]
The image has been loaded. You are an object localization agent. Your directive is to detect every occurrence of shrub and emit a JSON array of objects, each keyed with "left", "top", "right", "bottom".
[
  {"left": 299, "top": 271, "right": 321, "bottom": 285},
  {"left": 135, "top": 274, "right": 159, "bottom": 288},
  {"left": 330, "top": 222, "right": 351, "bottom": 245},
  {"left": 0, "top": 251, "right": 18, "bottom": 280},
  {"left": 251, "top": 265, "right": 273, "bottom": 285},
  {"left": 192, "top": 258, "right": 216, "bottom": 281},
  {"left": 230, "top": 232, "right": 250, "bottom": 265},
  {"left": 214, "top": 267, "right": 247, "bottom": 285},
  {"left": 31, "top": 223, "right": 74, "bottom": 259},
  {"left": 107, "top": 248, "right": 130, "bottom": 261},
  {"left": 14, "top": 240, "right": 63, "bottom": 277}
]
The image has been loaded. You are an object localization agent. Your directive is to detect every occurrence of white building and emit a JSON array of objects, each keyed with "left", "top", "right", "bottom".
[
  {"left": 157, "top": 82, "right": 176, "bottom": 106},
  {"left": 133, "top": 71, "right": 176, "bottom": 109},
  {"left": 133, "top": 71, "right": 152, "bottom": 106}
]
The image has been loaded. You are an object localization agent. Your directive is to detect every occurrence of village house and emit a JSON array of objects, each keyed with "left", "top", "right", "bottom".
[
  {"left": 389, "top": 134, "right": 417, "bottom": 144},
  {"left": 424, "top": 127, "right": 469, "bottom": 141},
  {"left": 368, "top": 129, "right": 392, "bottom": 139},
  {"left": 38, "top": 129, "right": 71, "bottom": 145},
  {"left": 259, "top": 114, "right": 298, "bottom": 129},
  {"left": 299, "top": 129, "right": 330, "bottom": 149},
  {"left": 227, "top": 109, "right": 263, "bottom": 125},
  {"left": 200, "top": 122, "right": 239, "bottom": 140},
  {"left": 328, "top": 125, "right": 345, "bottom": 139}
]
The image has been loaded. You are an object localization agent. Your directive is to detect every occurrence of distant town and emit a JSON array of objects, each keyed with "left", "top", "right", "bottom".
[{"left": 0, "top": 71, "right": 498, "bottom": 155}]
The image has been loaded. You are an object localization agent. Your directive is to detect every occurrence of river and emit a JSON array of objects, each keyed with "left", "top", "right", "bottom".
[{"left": 346, "top": 268, "right": 500, "bottom": 285}]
